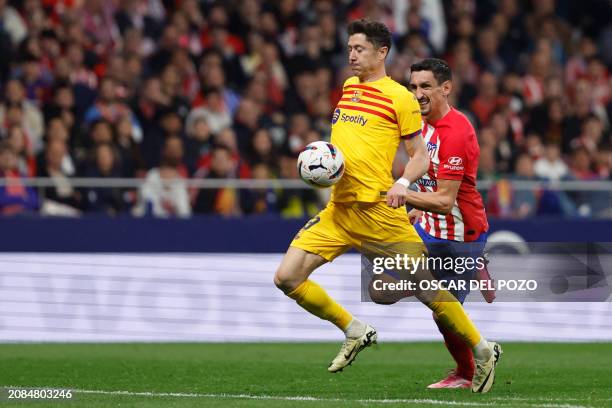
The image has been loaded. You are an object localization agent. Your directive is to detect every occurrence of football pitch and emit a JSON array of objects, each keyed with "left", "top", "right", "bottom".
[{"left": 1, "top": 342, "right": 611, "bottom": 407}]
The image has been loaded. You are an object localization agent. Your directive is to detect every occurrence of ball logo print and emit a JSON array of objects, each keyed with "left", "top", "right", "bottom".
[
  {"left": 297, "top": 141, "right": 345, "bottom": 187},
  {"left": 448, "top": 156, "right": 463, "bottom": 166},
  {"left": 332, "top": 108, "right": 341, "bottom": 125}
]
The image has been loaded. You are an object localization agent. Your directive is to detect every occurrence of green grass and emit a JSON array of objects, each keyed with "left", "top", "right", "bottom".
[{"left": 0, "top": 342, "right": 611, "bottom": 407}]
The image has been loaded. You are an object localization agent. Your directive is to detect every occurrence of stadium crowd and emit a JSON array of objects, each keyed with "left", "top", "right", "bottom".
[{"left": 0, "top": 0, "right": 611, "bottom": 218}]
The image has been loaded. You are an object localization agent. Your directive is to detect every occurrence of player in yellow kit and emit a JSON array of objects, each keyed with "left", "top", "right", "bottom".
[{"left": 273, "top": 19, "right": 500, "bottom": 393}]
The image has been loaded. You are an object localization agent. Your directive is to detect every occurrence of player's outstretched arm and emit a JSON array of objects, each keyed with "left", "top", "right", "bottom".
[
  {"left": 405, "top": 178, "right": 461, "bottom": 215},
  {"left": 386, "top": 136, "right": 429, "bottom": 208}
]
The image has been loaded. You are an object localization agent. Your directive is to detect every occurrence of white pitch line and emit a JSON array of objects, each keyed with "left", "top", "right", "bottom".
[
  {"left": 2, "top": 386, "right": 600, "bottom": 408},
  {"left": 533, "top": 405, "right": 594, "bottom": 408},
  {"left": 493, "top": 397, "right": 612, "bottom": 402},
  {"left": 75, "top": 390, "right": 499, "bottom": 406}
]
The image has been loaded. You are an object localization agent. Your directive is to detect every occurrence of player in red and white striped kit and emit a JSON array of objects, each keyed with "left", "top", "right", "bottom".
[{"left": 404, "top": 58, "right": 498, "bottom": 390}]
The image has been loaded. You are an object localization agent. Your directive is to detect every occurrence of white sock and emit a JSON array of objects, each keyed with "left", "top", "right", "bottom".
[
  {"left": 472, "top": 338, "right": 492, "bottom": 362},
  {"left": 344, "top": 318, "right": 366, "bottom": 338}
]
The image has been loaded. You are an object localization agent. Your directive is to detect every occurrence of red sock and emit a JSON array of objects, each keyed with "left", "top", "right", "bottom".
[{"left": 434, "top": 314, "right": 475, "bottom": 379}]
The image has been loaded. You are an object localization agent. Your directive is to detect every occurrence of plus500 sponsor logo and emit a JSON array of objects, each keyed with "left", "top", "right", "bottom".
[{"left": 332, "top": 108, "right": 368, "bottom": 126}]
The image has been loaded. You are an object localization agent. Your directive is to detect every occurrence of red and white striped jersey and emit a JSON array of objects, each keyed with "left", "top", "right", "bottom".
[{"left": 416, "top": 108, "right": 488, "bottom": 242}]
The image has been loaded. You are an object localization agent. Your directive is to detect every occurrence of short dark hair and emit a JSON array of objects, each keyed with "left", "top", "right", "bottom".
[
  {"left": 410, "top": 58, "right": 452, "bottom": 85},
  {"left": 347, "top": 19, "right": 392, "bottom": 52}
]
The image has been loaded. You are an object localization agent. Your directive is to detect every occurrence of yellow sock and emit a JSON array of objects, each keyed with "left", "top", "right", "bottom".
[
  {"left": 428, "top": 290, "right": 481, "bottom": 347},
  {"left": 287, "top": 280, "right": 353, "bottom": 330}
]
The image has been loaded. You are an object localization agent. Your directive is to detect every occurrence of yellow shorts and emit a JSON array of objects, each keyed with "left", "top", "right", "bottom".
[{"left": 290, "top": 201, "right": 425, "bottom": 261}]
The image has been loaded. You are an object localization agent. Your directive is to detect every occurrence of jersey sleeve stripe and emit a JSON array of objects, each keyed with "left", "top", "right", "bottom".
[
  {"left": 445, "top": 213, "right": 456, "bottom": 240},
  {"left": 336, "top": 104, "right": 398, "bottom": 124},
  {"left": 400, "top": 129, "right": 422, "bottom": 139},
  {"left": 433, "top": 213, "right": 442, "bottom": 239},
  {"left": 342, "top": 90, "right": 393, "bottom": 104},
  {"left": 340, "top": 97, "right": 397, "bottom": 116}
]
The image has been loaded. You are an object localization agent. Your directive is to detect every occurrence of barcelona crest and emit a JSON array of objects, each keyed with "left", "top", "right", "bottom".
[{"left": 351, "top": 90, "right": 362, "bottom": 102}]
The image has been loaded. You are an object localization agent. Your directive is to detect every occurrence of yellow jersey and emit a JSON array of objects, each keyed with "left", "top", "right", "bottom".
[{"left": 330, "top": 76, "right": 422, "bottom": 203}]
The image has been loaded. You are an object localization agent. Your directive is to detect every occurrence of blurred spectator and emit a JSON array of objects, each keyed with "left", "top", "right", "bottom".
[
  {"left": 0, "top": 79, "right": 44, "bottom": 154},
  {"left": 87, "top": 119, "right": 115, "bottom": 149},
  {"left": 569, "top": 147, "right": 606, "bottom": 216},
  {"left": 276, "top": 154, "right": 320, "bottom": 218},
  {"left": 285, "top": 113, "right": 311, "bottom": 155},
  {"left": 394, "top": 0, "right": 446, "bottom": 54},
  {"left": 114, "top": 0, "right": 165, "bottom": 46},
  {"left": 233, "top": 97, "right": 263, "bottom": 152},
  {"left": 488, "top": 111, "right": 519, "bottom": 174},
  {"left": 534, "top": 143, "right": 569, "bottom": 181},
  {"left": 240, "top": 162, "right": 278, "bottom": 215},
  {"left": 486, "top": 154, "right": 538, "bottom": 219},
  {"left": 133, "top": 137, "right": 191, "bottom": 218},
  {"left": 570, "top": 147, "right": 598, "bottom": 180},
  {"left": 478, "top": 145, "right": 498, "bottom": 181},
  {"left": 83, "top": 76, "right": 143, "bottom": 143},
  {"left": 194, "top": 50, "right": 241, "bottom": 113},
  {"left": 43, "top": 83, "right": 78, "bottom": 140},
  {"left": 184, "top": 115, "right": 212, "bottom": 174},
  {"left": 594, "top": 146, "right": 612, "bottom": 179},
  {"left": 0, "top": 140, "right": 38, "bottom": 215},
  {"left": 79, "top": 0, "right": 118, "bottom": 56},
  {"left": 82, "top": 143, "right": 126, "bottom": 216},
  {"left": 170, "top": 48, "right": 199, "bottom": 101},
  {"left": 0, "top": 0, "right": 27, "bottom": 46},
  {"left": 469, "top": 71, "right": 505, "bottom": 127},
  {"left": 562, "top": 78, "right": 603, "bottom": 152},
  {"left": 524, "top": 132, "right": 544, "bottom": 160},
  {"left": 187, "top": 87, "right": 232, "bottom": 136},
  {"left": 133, "top": 77, "right": 167, "bottom": 168},
  {"left": 193, "top": 145, "right": 240, "bottom": 216},
  {"left": 475, "top": 26, "right": 505, "bottom": 76},
  {"left": 569, "top": 114, "right": 606, "bottom": 154},
  {"left": 565, "top": 36, "right": 598, "bottom": 84},
  {"left": 318, "top": 12, "right": 344, "bottom": 65},
  {"left": 37, "top": 139, "right": 81, "bottom": 215},
  {"left": 161, "top": 135, "right": 188, "bottom": 178},
  {"left": 65, "top": 41, "right": 97, "bottom": 90},
  {"left": 248, "top": 128, "right": 278, "bottom": 173},
  {"left": 159, "top": 63, "right": 191, "bottom": 117},
  {"left": 44, "top": 118, "right": 76, "bottom": 176},
  {"left": 17, "top": 53, "right": 53, "bottom": 106},
  {"left": 289, "top": 24, "right": 329, "bottom": 75},
  {"left": 6, "top": 125, "right": 35, "bottom": 177},
  {"left": 527, "top": 96, "right": 565, "bottom": 146},
  {"left": 115, "top": 116, "right": 146, "bottom": 177},
  {"left": 512, "top": 154, "right": 540, "bottom": 218}
]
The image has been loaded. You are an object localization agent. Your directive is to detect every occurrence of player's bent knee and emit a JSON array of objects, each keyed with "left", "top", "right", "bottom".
[
  {"left": 367, "top": 276, "right": 404, "bottom": 305},
  {"left": 273, "top": 262, "right": 308, "bottom": 293},
  {"left": 273, "top": 267, "right": 299, "bottom": 292},
  {"left": 274, "top": 247, "right": 326, "bottom": 293},
  {"left": 368, "top": 287, "right": 399, "bottom": 305}
]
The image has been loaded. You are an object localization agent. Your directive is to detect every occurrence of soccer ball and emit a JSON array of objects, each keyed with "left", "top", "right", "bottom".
[{"left": 297, "top": 141, "right": 345, "bottom": 188}]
